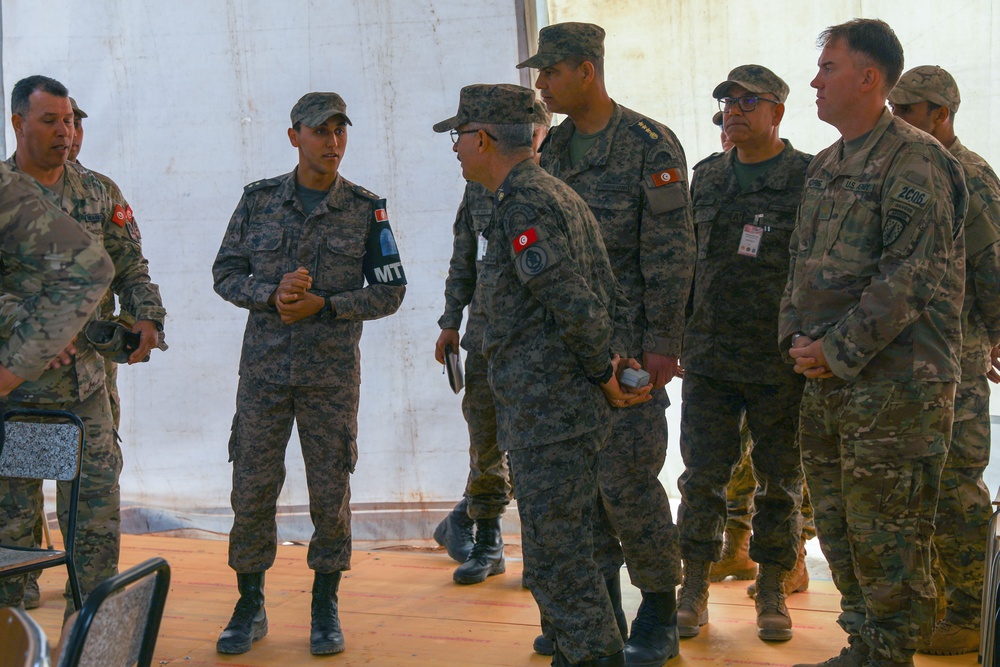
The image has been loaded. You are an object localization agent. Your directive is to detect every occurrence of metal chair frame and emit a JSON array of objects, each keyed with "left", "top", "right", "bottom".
[
  {"left": 980, "top": 486, "right": 1000, "bottom": 665},
  {"left": 0, "top": 606, "right": 51, "bottom": 667},
  {"left": 0, "top": 408, "right": 85, "bottom": 610}
]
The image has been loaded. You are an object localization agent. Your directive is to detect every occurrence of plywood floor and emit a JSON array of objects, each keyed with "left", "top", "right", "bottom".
[{"left": 23, "top": 534, "right": 977, "bottom": 666}]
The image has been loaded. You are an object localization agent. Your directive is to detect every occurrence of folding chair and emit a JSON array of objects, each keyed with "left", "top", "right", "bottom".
[
  {"left": 53, "top": 557, "right": 170, "bottom": 667},
  {"left": 0, "top": 408, "right": 85, "bottom": 610},
  {"left": 981, "top": 485, "right": 1000, "bottom": 666},
  {"left": 0, "top": 606, "right": 51, "bottom": 667}
]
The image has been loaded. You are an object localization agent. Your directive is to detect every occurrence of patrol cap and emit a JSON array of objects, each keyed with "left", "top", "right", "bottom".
[
  {"left": 712, "top": 111, "right": 723, "bottom": 127},
  {"left": 290, "top": 92, "right": 352, "bottom": 128},
  {"left": 888, "top": 65, "right": 961, "bottom": 114},
  {"left": 69, "top": 97, "right": 87, "bottom": 119},
  {"left": 532, "top": 99, "right": 552, "bottom": 126},
  {"left": 516, "top": 22, "right": 605, "bottom": 69},
  {"left": 84, "top": 320, "right": 142, "bottom": 364},
  {"left": 433, "top": 84, "right": 536, "bottom": 133},
  {"left": 712, "top": 64, "right": 789, "bottom": 104}
]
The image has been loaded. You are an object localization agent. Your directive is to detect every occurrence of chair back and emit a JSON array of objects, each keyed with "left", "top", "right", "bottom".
[
  {"left": 55, "top": 557, "right": 170, "bottom": 667},
  {"left": 0, "top": 606, "right": 51, "bottom": 667},
  {"left": 0, "top": 409, "right": 84, "bottom": 481}
]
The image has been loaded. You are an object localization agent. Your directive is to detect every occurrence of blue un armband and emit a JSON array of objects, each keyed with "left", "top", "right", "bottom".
[{"left": 363, "top": 198, "right": 407, "bottom": 286}]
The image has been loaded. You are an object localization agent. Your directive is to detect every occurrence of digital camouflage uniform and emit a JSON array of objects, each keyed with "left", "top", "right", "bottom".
[
  {"left": 213, "top": 169, "right": 406, "bottom": 575},
  {"left": 539, "top": 102, "right": 692, "bottom": 594},
  {"left": 930, "top": 137, "right": 1000, "bottom": 629},
  {"left": 680, "top": 141, "right": 809, "bottom": 571},
  {"left": 779, "top": 109, "right": 968, "bottom": 663},
  {"left": 0, "top": 157, "right": 165, "bottom": 608},
  {"left": 437, "top": 181, "right": 510, "bottom": 519},
  {"left": 478, "top": 158, "right": 624, "bottom": 664}
]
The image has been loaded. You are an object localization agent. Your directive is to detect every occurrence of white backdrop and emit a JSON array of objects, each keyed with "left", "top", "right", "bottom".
[{"left": 3, "top": 1, "right": 998, "bottom": 537}]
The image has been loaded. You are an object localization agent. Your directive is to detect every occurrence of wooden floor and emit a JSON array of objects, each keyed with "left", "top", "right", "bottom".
[{"left": 24, "top": 533, "right": 978, "bottom": 666}]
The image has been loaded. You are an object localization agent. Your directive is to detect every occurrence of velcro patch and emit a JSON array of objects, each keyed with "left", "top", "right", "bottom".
[
  {"left": 884, "top": 208, "right": 912, "bottom": 246},
  {"left": 807, "top": 178, "right": 827, "bottom": 189},
  {"left": 650, "top": 168, "right": 682, "bottom": 187},
  {"left": 843, "top": 179, "right": 874, "bottom": 193},
  {"left": 889, "top": 181, "right": 931, "bottom": 209},
  {"left": 512, "top": 228, "right": 538, "bottom": 254},
  {"left": 515, "top": 239, "right": 558, "bottom": 281},
  {"left": 375, "top": 208, "right": 388, "bottom": 222},
  {"left": 112, "top": 204, "right": 128, "bottom": 227}
]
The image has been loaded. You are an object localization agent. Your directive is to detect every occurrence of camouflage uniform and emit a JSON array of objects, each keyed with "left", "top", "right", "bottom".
[
  {"left": 213, "top": 169, "right": 405, "bottom": 575},
  {"left": 0, "top": 157, "right": 165, "bottom": 607},
  {"left": 538, "top": 101, "right": 692, "bottom": 593},
  {"left": 478, "top": 157, "right": 623, "bottom": 664},
  {"left": 679, "top": 141, "right": 809, "bottom": 570},
  {"left": 437, "top": 181, "right": 510, "bottom": 519},
  {"left": 778, "top": 109, "right": 967, "bottom": 663}
]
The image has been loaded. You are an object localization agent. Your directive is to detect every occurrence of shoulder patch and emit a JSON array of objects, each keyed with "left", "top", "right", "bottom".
[
  {"left": 630, "top": 118, "right": 661, "bottom": 145},
  {"left": 244, "top": 178, "right": 280, "bottom": 194},
  {"left": 501, "top": 202, "right": 538, "bottom": 232},
  {"left": 351, "top": 184, "right": 380, "bottom": 201},
  {"left": 650, "top": 168, "right": 683, "bottom": 188}
]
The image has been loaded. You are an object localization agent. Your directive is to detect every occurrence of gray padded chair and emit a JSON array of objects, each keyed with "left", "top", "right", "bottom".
[
  {"left": 0, "top": 408, "right": 85, "bottom": 610},
  {"left": 54, "top": 557, "right": 170, "bottom": 667},
  {"left": 0, "top": 607, "right": 51, "bottom": 667}
]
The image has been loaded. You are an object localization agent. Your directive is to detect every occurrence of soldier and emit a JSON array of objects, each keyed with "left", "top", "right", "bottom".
[
  {"left": 713, "top": 111, "right": 734, "bottom": 152},
  {"left": 518, "top": 22, "right": 695, "bottom": 666},
  {"left": 889, "top": 66, "right": 1000, "bottom": 656},
  {"left": 677, "top": 65, "right": 809, "bottom": 642},
  {"left": 0, "top": 162, "right": 113, "bottom": 396},
  {"left": 432, "top": 101, "right": 551, "bottom": 585},
  {"left": 781, "top": 21, "right": 967, "bottom": 667},
  {"left": 213, "top": 92, "right": 406, "bottom": 657},
  {"left": 0, "top": 75, "right": 166, "bottom": 614},
  {"left": 435, "top": 83, "right": 649, "bottom": 667}
]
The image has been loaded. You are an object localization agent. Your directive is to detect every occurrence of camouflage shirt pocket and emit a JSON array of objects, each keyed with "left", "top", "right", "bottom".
[
  {"left": 320, "top": 233, "right": 366, "bottom": 293},
  {"left": 246, "top": 222, "right": 284, "bottom": 281},
  {"left": 822, "top": 195, "right": 882, "bottom": 277},
  {"left": 693, "top": 205, "right": 717, "bottom": 260}
]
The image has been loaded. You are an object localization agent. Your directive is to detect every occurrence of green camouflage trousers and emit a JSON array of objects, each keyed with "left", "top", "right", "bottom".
[
  {"left": 800, "top": 378, "right": 953, "bottom": 663},
  {"left": 461, "top": 350, "right": 511, "bottom": 519},
  {"left": 727, "top": 413, "right": 816, "bottom": 540},
  {"left": 931, "top": 374, "right": 991, "bottom": 629},
  {"left": 678, "top": 373, "right": 804, "bottom": 570},
  {"left": 227, "top": 377, "right": 355, "bottom": 574},
  {"left": 0, "top": 386, "right": 122, "bottom": 609},
  {"left": 510, "top": 426, "right": 622, "bottom": 664},
  {"left": 592, "top": 392, "right": 682, "bottom": 591}
]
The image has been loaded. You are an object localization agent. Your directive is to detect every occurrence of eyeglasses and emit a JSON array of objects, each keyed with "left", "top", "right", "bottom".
[
  {"left": 718, "top": 96, "right": 779, "bottom": 113},
  {"left": 449, "top": 128, "right": 498, "bottom": 144}
]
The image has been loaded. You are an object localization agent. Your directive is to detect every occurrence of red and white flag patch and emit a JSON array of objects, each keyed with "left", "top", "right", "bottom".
[
  {"left": 512, "top": 228, "right": 538, "bottom": 254},
  {"left": 375, "top": 208, "right": 388, "bottom": 222},
  {"left": 651, "top": 168, "right": 681, "bottom": 187},
  {"left": 112, "top": 204, "right": 128, "bottom": 227}
]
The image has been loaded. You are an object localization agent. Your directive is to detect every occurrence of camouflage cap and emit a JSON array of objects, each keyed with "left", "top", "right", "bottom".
[
  {"left": 290, "top": 92, "right": 352, "bottom": 128},
  {"left": 532, "top": 99, "right": 552, "bottom": 126},
  {"left": 888, "top": 65, "right": 961, "bottom": 114},
  {"left": 516, "top": 22, "right": 605, "bottom": 69},
  {"left": 433, "top": 84, "right": 536, "bottom": 133},
  {"left": 69, "top": 97, "right": 87, "bottom": 119},
  {"left": 712, "top": 111, "right": 724, "bottom": 127},
  {"left": 712, "top": 64, "right": 789, "bottom": 103}
]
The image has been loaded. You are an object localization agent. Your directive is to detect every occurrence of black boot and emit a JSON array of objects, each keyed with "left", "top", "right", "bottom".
[
  {"left": 536, "top": 574, "right": 626, "bottom": 656},
  {"left": 624, "top": 590, "right": 679, "bottom": 666},
  {"left": 311, "top": 571, "right": 346, "bottom": 655},
  {"left": 554, "top": 646, "right": 627, "bottom": 666},
  {"left": 453, "top": 516, "right": 505, "bottom": 584},
  {"left": 433, "top": 498, "right": 475, "bottom": 563},
  {"left": 217, "top": 572, "right": 268, "bottom": 654}
]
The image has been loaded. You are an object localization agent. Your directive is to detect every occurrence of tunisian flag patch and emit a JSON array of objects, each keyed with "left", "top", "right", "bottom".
[
  {"left": 375, "top": 208, "right": 388, "bottom": 222},
  {"left": 650, "top": 168, "right": 681, "bottom": 187},
  {"left": 512, "top": 228, "right": 538, "bottom": 254},
  {"left": 111, "top": 204, "right": 133, "bottom": 227}
]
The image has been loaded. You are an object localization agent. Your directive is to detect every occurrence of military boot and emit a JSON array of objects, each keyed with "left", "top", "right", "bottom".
[
  {"left": 755, "top": 563, "right": 792, "bottom": 641},
  {"left": 792, "top": 635, "right": 869, "bottom": 667},
  {"left": 748, "top": 537, "right": 809, "bottom": 598},
  {"left": 623, "top": 590, "right": 679, "bottom": 666},
  {"left": 23, "top": 574, "right": 40, "bottom": 610},
  {"left": 453, "top": 516, "right": 505, "bottom": 584},
  {"left": 553, "top": 647, "right": 627, "bottom": 666},
  {"left": 917, "top": 620, "right": 980, "bottom": 655},
  {"left": 217, "top": 572, "right": 267, "bottom": 654},
  {"left": 710, "top": 526, "right": 756, "bottom": 582},
  {"left": 676, "top": 560, "right": 710, "bottom": 638},
  {"left": 433, "top": 498, "right": 475, "bottom": 563},
  {"left": 535, "top": 574, "right": 627, "bottom": 656},
  {"left": 311, "top": 571, "right": 345, "bottom": 655}
]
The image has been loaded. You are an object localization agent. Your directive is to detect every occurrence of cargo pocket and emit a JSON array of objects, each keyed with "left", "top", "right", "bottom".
[{"left": 343, "top": 425, "right": 358, "bottom": 474}]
